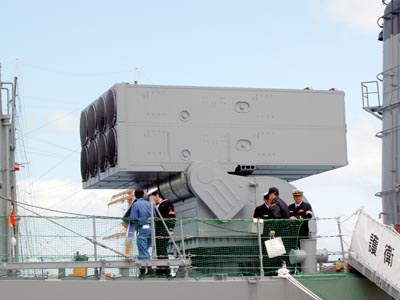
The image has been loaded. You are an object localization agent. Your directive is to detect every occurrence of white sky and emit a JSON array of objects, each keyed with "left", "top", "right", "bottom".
[{"left": 0, "top": 0, "right": 386, "bottom": 250}]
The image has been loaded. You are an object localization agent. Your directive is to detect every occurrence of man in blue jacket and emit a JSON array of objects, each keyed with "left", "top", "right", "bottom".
[{"left": 130, "top": 189, "right": 152, "bottom": 275}]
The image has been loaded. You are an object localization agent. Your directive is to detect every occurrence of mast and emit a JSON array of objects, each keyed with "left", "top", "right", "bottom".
[
  {"left": 380, "top": 1, "right": 400, "bottom": 227},
  {"left": 363, "top": 1, "right": 400, "bottom": 228},
  {"left": 0, "top": 64, "right": 18, "bottom": 265}
]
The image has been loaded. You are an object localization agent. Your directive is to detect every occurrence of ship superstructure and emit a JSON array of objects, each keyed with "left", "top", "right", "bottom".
[
  {"left": 0, "top": 1, "right": 398, "bottom": 299},
  {"left": 80, "top": 84, "right": 347, "bottom": 220}
]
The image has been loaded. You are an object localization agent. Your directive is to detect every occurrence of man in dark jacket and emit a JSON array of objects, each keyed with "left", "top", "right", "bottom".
[
  {"left": 253, "top": 187, "right": 291, "bottom": 274},
  {"left": 152, "top": 190, "right": 176, "bottom": 276},
  {"left": 288, "top": 189, "right": 313, "bottom": 241},
  {"left": 253, "top": 187, "right": 289, "bottom": 219},
  {"left": 253, "top": 187, "right": 290, "bottom": 236}
]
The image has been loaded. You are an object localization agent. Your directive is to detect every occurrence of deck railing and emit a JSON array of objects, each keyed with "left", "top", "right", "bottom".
[{"left": 0, "top": 215, "right": 347, "bottom": 279}]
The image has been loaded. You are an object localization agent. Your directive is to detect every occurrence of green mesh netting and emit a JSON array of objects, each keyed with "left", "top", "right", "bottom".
[
  {"left": 0, "top": 216, "right": 306, "bottom": 278},
  {"left": 174, "top": 219, "right": 303, "bottom": 277}
]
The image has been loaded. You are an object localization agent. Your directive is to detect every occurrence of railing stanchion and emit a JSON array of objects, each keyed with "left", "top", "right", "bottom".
[
  {"left": 92, "top": 216, "right": 98, "bottom": 262},
  {"left": 336, "top": 217, "right": 346, "bottom": 272},
  {"left": 180, "top": 218, "right": 189, "bottom": 278},
  {"left": 150, "top": 200, "right": 157, "bottom": 259},
  {"left": 257, "top": 219, "right": 264, "bottom": 277}
]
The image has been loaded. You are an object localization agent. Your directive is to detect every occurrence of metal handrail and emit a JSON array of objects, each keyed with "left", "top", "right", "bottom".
[
  {"left": 0, "top": 216, "right": 350, "bottom": 279},
  {"left": 361, "top": 81, "right": 382, "bottom": 120},
  {"left": 376, "top": 64, "right": 400, "bottom": 82}
]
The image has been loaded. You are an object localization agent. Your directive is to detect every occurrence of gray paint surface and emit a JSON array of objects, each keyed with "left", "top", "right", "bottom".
[
  {"left": 381, "top": 0, "right": 400, "bottom": 226},
  {"left": 0, "top": 277, "right": 333, "bottom": 300},
  {"left": 0, "top": 274, "right": 391, "bottom": 300},
  {"left": 82, "top": 84, "right": 347, "bottom": 190}
]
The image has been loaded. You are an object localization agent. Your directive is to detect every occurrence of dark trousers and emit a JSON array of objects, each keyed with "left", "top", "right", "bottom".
[{"left": 156, "top": 226, "right": 170, "bottom": 275}]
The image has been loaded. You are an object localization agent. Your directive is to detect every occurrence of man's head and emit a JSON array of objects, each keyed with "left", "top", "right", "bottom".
[
  {"left": 263, "top": 187, "right": 279, "bottom": 201},
  {"left": 268, "top": 187, "right": 279, "bottom": 196},
  {"left": 263, "top": 187, "right": 279, "bottom": 204},
  {"left": 134, "top": 189, "right": 145, "bottom": 199},
  {"left": 151, "top": 190, "right": 163, "bottom": 205},
  {"left": 292, "top": 189, "right": 303, "bottom": 204}
]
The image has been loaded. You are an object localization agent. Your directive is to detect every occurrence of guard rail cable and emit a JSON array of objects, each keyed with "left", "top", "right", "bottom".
[{"left": 277, "top": 264, "right": 323, "bottom": 300}]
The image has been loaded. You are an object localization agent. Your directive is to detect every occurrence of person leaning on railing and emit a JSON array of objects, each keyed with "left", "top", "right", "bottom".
[
  {"left": 151, "top": 190, "right": 176, "bottom": 277},
  {"left": 253, "top": 187, "right": 290, "bottom": 275},
  {"left": 288, "top": 189, "right": 313, "bottom": 247},
  {"left": 253, "top": 187, "right": 290, "bottom": 237}
]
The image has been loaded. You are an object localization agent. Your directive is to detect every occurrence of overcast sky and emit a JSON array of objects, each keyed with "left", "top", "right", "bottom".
[{"left": 0, "top": 0, "right": 386, "bottom": 250}]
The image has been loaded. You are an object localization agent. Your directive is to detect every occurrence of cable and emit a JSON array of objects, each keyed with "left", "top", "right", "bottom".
[
  {"left": 20, "top": 107, "right": 80, "bottom": 138},
  {"left": 23, "top": 62, "right": 133, "bottom": 78},
  {"left": 27, "top": 147, "right": 80, "bottom": 187},
  {"left": 15, "top": 201, "right": 128, "bottom": 259},
  {"left": 277, "top": 265, "right": 323, "bottom": 300},
  {"left": 0, "top": 195, "right": 113, "bottom": 218}
]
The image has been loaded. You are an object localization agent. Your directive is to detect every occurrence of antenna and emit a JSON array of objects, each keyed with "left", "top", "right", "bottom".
[
  {"left": 134, "top": 67, "right": 139, "bottom": 85},
  {"left": 14, "top": 58, "right": 19, "bottom": 78},
  {"left": 0, "top": 62, "right": 19, "bottom": 263}
]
